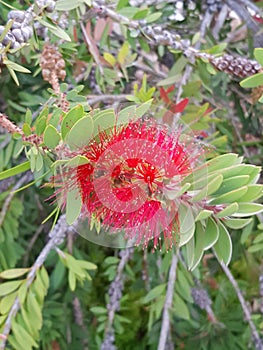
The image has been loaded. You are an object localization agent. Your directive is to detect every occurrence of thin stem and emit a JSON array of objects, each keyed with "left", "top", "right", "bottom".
[
  {"left": 157, "top": 252, "right": 178, "bottom": 350},
  {"left": 87, "top": 94, "right": 130, "bottom": 106},
  {"left": 220, "top": 261, "right": 263, "bottom": 349},
  {"left": 0, "top": 173, "right": 31, "bottom": 228},
  {"left": 80, "top": 21, "right": 104, "bottom": 75}
]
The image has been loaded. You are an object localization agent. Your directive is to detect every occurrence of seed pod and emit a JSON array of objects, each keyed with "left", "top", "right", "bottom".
[
  {"left": 12, "top": 29, "right": 24, "bottom": 43},
  {"left": 2, "top": 32, "right": 16, "bottom": 48},
  {"left": 24, "top": 12, "right": 33, "bottom": 24},
  {"left": 21, "top": 27, "right": 33, "bottom": 41},
  {"left": 11, "top": 22, "right": 22, "bottom": 30},
  {"left": 8, "top": 10, "right": 25, "bottom": 23},
  {"left": 45, "top": 0, "right": 56, "bottom": 13},
  {"left": 13, "top": 42, "right": 22, "bottom": 50},
  {"left": 210, "top": 54, "right": 262, "bottom": 78}
]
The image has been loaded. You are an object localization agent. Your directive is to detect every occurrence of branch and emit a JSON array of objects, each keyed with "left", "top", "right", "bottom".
[
  {"left": 157, "top": 252, "right": 178, "bottom": 350},
  {"left": 87, "top": 94, "right": 130, "bottom": 106},
  {"left": 91, "top": 1, "right": 263, "bottom": 79},
  {"left": 0, "top": 173, "right": 32, "bottom": 228},
  {"left": 101, "top": 248, "right": 134, "bottom": 350},
  {"left": 0, "top": 214, "right": 73, "bottom": 349},
  {"left": 220, "top": 261, "right": 263, "bottom": 350}
]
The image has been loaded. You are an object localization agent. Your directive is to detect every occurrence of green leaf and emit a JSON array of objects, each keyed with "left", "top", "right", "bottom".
[
  {"left": 237, "top": 184, "right": 263, "bottom": 202},
  {"left": 146, "top": 12, "right": 162, "bottom": 23},
  {"left": 191, "top": 174, "right": 223, "bottom": 202},
  {"left": 62, "top": 252, "right": 86, "bottom": 278},
  {"left": 67, "top": 115, "right": 94, "bottom": 150},
  {"left": 195, "top": 209, "right": 213, "bottom": 221},
  {"left": 61, "top": 105, "right": 85, "bottom": 140},
  {"left": 176, "top": 269, "right": 193, "bottom": 303},
  {"left": 0, "top": 268, "right": 29, "bottom": 279},
  {"left": 22, "top": 123, "right": 31, "bottom": 136},
  {"left": 104, "top": 256, "right": 120, "bottom": 265},
  {"left": 0, "top": 280, "right": 23, "bottom": 296},
  {"left": 66, "top": 155, "right": 89, "bottom": 167},
  {"left": 213, "top": 175, "right": 250, "bottom": 195},
  {"left": 232, "top": 203, "right": 263, "bottom": 217},
  {"left": 0, "top": 161, "right": 30, "bottom": 181},
  {"left": 7, "top": 66, "right": 19, "bottom": 85},
  {"left": 215, "top": 202, "right": 239, "bottom": 218},
  {"left": 35, "top": 116, "right": 46, "bottom": 136},
  {"left": 133, "top": 8, "right": 148, "bottom": 20},
  {"left": 38, "top": 18, "right": 71, "bottom": 42},
  {"left": 240, "top": 72, "right": 263, "bottom": 88},
  {"left": 136, "top": 99, "right": 153, "bottom": 117},
  {"left": 213, "top": 223, "right": 232, "bottom": 265},
  {"left": 66, "top": 187, "right": 82, "bottom": 225},
  {"left": 254, "top": 48, "right": 263, "bottom": 65},
  {"left": 18, "top": 282, "right": 28, "bottom": 305},
  {"left": 26, "top": 294, "right": 43, "bottom": 331},
  {"left": 78, "top": 260, "right": 97, "bottom": 270},
  {"left": 190, "top": 222, "right": 205, "bottom": 270},
  {"left": 185, "top": 236, "right": 195, "bottom": 268},
  {"left": 43, "top": 125, "right": 61, "bottom": 149},
  {"left": 165, "top": 183, "right": 191, "bottom": 200},
  {"left": 68, "top": 269, "right": 76, "bottom": 291},
  {"left": 179, "top": 205, "right": 195, "bottom": 246},
  {"left": 56, "top": 0, "right": 82, "bottom": 11},
  {"left": 248, "top": 243, "right": 263, "bottom": 253},
  {"left": 173, "top": 293, "right": 190, "bottom": 320},
  {"left": 3, "top": 59, "right": 31, "bottom": 73},
  {"left": 93, "top": 109, "right": 116, "bottom": 136},
  {"left": 203, "top": 218, "right": 219, "bottom": 250},
  {"left": 90, "top": 306, "right": 107, "bottom": 315},
  {"left": 12, "top": 320, "right": 38, "bottom": 349},
  {"left": 224, "top": 217, "right": 253, "bottom": 230},
  {"left": 142, "top": 284, "right": 166, "bottom": 304},
  {"left": 210, "top": 186, "right": 248, "bottom": 204},
  {"left": 0, "top": 291, "right": 17, "bottom": 314},
  {"left": 207, "top": 153, "right": 241, "bottom": 172},
  {"left": 117, "top": 105, "right": 136, "bottom": 125}
]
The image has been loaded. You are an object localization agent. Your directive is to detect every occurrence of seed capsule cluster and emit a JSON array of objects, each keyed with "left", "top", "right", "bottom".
[
  {"left": 210, "top": 54, "right": 262, "bottom": 78},
  {"left": 0, "top": 10, "right": 33, "bottom": 51},
  {"left": 40, "top": 44, "right": 66, "bottom": 82},
  {"left": 143, "top": 25, "right": 190, "bottom": 51},
  {"left": 191, "top": 287, "right": 212, "bottom": 310}
]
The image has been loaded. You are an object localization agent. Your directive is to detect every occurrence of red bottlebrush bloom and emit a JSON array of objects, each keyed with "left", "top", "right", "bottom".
[{"left": 59, "top": 119, "right": 200, "bottom": 249}]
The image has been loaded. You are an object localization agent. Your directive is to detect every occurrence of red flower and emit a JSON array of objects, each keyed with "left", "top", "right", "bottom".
[{"left": 60, "top": 119, "right": 199, "bottom": 249}]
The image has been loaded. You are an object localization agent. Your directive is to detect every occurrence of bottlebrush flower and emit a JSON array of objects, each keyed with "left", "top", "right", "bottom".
[{"left": 58, "top": 118, "right": 202, "bottom": 249}]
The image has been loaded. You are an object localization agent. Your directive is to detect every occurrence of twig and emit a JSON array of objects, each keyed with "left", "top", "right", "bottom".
[
  {"left": 22, "top": 225, "right": 44, "bottom": 267},
  {"left": 157, "top": 252, "right": 178, "bottom": 350},
  {"left": 92, "top": 1, "right": 139, "bottom": 30},
  {"left": 0, "top": 173, "right": 31, "bottom": 228},
  {"left": 80, "top": 21, "right": 104, "bottom": 75},
  {"left": 73, "top": 297, "right": 89, "bottom": 350},
  {"left": 0, "top": 214, "right": 73, "bottom": 349},
  {"left": 212, "top": 4, "right": 229, "bottom": 39},
  {"left": 87, "top": 94, "right": 130, "bottom": 106},
  {"left": 101, "top": 248, "right": 134, "bottom": 350},
  {"left": 0, "top": 113, "right": 23, "bottom": 136},
  {"left": 220, "top": 261, "right": 263, "bottom": 350}
]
